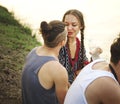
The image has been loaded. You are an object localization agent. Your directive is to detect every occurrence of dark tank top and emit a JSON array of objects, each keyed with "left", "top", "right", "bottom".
[{"left": 22, "top": 48, "right": 58, "bottom": 104}]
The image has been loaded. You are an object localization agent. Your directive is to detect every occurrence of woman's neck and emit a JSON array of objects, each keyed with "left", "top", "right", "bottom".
[{"left": 68, "top": 37, "right": 76, "bottom": 45}]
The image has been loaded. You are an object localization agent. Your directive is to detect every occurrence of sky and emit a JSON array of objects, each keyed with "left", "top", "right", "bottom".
[{"left": 0, "top": 0, "right": 120, "bottom": 61}]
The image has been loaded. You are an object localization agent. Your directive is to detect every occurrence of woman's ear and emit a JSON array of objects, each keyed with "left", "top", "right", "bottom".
[{"left": 80, "top": 26, "right": 83, "bottom": 30}]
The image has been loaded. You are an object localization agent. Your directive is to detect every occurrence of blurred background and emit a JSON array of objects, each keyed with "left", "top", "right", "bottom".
[{"left": 0, "top": 0, "right": 120, "bottom": 61}]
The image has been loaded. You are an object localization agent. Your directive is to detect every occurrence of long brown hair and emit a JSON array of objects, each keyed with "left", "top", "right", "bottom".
[{"left": 62, "top": 9, "right": 85, "bottom": 68}]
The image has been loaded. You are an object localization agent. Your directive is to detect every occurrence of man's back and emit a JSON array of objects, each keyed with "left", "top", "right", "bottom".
[
  {"left": 64, "top": 59, "right": 120, "bottom": 104},
  {"left": 22, "top": 48, "right": 59, "bottom": 104}
]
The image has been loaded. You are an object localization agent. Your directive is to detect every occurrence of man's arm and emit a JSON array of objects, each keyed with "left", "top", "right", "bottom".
[
  {"left": 86, "top": 76, "right": 120, "bottom": 104},
  {"left": 52, "top": 62, "right": 69, "bottom": 104},
  {"left": 100, "top": 77, "right": 120, "bottom": 104}
]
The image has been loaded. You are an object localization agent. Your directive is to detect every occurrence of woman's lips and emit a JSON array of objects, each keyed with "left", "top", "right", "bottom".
[{"left": 68, "top": 32, "right": 73, "bottom": 35}]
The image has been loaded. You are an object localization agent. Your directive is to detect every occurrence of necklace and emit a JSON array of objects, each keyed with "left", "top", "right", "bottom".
[
  {"left": 67, "top": 37, "right": 80, "bottom": 72},
  {"left": 109, "top": 64, "right": 118, "bottom": 81}
]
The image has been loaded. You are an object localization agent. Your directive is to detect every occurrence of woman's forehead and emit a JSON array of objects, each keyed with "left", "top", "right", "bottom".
[{"left": 64, "top": 14, "right": 79, "bottom": 23}]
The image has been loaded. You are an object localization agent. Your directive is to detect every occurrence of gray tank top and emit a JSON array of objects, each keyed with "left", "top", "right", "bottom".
[{"left": 22, "top": 48, "right": 59, "bottom": 104}]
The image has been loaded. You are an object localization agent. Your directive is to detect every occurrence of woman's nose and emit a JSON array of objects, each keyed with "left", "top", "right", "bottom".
[{"left": 67, "top": 25, "right": 72, "bottom": 30}]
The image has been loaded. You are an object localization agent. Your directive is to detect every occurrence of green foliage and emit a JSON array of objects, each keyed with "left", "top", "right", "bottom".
[
  {"left": 0, "top": 5, "right": 41, "bottom": 71},
  {"left": 0, "top": 5, "right": 20, "bottom": 26}
]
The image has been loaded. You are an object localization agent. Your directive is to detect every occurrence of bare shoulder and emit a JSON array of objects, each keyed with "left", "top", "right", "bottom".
[
  {"left": 95, "top": 77, "right": 120, "bottom": 94},
  {"left": 38, "top": 60, "right": 68, "bottom": 87},
  {"left": 46, "top": 60, "right": 68, "bottom": 76},
  {"left": 86, "top": 76, "right": 120, "bottom": 104},
  {"left": 45, "top": 60, "right": 69, "bottom": 87}
]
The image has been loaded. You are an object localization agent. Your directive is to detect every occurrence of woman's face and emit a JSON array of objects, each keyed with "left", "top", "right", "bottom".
[{"left": 64, "top": 14, "right": 82, "bottom": 38}]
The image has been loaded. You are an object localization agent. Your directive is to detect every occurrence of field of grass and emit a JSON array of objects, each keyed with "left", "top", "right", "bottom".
[{"left": 0, "top": 5, "right": 41, "bottom": 104}]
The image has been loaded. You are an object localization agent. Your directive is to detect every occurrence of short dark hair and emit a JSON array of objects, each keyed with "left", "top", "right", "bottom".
[{"left": 110, "top": 33, "right": 120, "bottom": 65}]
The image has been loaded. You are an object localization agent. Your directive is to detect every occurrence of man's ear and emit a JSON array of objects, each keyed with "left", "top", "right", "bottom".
[
  {"left": 118, "top": 60, "right": 120, "bottom": 65},
  {"left": 117, "top": 60, "right": 120, "bottom": 70},
  {"left": 59, "top": 40, "right": 66, "bottom": 47},
  {"left": 61, "top": 40, "right": 66, "bottom": 47}
]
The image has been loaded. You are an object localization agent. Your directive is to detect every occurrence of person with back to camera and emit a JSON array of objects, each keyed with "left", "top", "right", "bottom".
[
  {"left": 64, "top": 33, "right": 120, "bottom": 104},
  {"left": 21, "top": 20, "right": 69, "bottom": 104},
  {"left": 58, "top": 9, "right": 89, "bottom": 84}
]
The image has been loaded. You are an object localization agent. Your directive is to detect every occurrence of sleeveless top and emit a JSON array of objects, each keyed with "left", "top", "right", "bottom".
[
  {"left": 64, "top": 59, "right": 118, "bottom": 104},
  {"left": 22, "top": 48, "right": 58, "bottom": 104}
]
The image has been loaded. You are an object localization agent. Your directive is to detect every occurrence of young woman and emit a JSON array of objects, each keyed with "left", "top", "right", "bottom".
[
  {"left": 22, "top": 20, "right": 69, "bottom": 104},
  {"left": 59, "top": 9, "right": 89, "bottom": 84}
]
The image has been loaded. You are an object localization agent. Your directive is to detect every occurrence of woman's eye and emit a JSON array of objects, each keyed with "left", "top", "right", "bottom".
[
  {"left": 65, "top": 23, "right": 69, "bottom": 26},
  {"left": 72, "top": 24, "right": 77, "bottom": 27}
]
